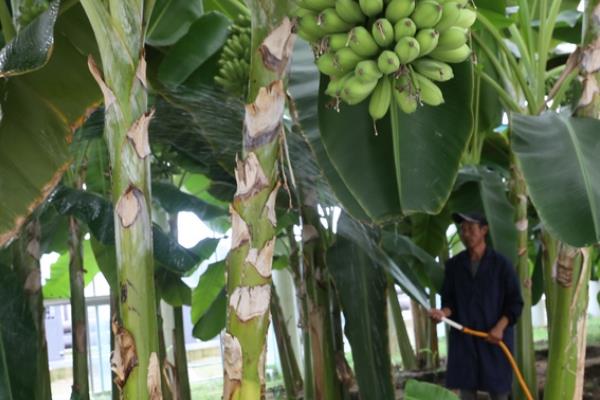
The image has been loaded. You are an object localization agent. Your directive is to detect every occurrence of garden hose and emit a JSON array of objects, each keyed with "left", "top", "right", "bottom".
[{"left": 440, "top": 317, "right": 534, "bottom": 400}]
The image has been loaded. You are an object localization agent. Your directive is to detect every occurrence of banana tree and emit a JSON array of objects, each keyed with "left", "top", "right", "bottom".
[
  {"left": 222, "top": 0, "right": 296, "bottom": 396},
  {"left": 498, "top": 0, "right": 600, "bottom": 398},
  {"left": 77, "top": 0, "right": 161, "bottom": 397}
]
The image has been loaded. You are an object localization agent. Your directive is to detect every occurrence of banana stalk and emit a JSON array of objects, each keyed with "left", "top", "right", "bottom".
[
  {"left": 222, "top": 2, "right": 296, "bottom": 398},
  {"left": 544, "top": 3, "right": 600, "bottom": 397},
  {"left": 510, "top": 157, "right": 538, "bottom": 400},
  {"left": 78, "top": 1, "right": 160, "bottom": 398},
  {"left": 14, "top": 220, "right": 52, "bottom": 400},
  {"left": 68, "top": 215, "right": 90, "bottom": 400}
]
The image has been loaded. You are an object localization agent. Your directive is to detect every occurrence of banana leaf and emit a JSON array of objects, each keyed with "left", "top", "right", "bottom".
[
  {"left": 0, "top": 261, "right": 38, "bottom": 399},
  {"left": 404, "top": 379, "right": 459, "bottom": 400},
  {"left": 158, "top": 12, "right": 230, "bottom": 87},
  {"left": 0, "top": 4, "right": 101, "bottom": 247},
  {"left": 512, "top": 112, "right": 600, "bottom": 247},
  {"left": 156, "top": 268, "right": 192, "bottom": 307},
  {"left": 289, "top": 39, "right": 372, "bottom": 222},
  {"left": 146, "top": 0, "right": 204, "bottom": 46},
  {"left": 43, "top": 239, "right": 101, "bottom": 299},
  {"left": 328, "top": 233, "right": 395, "bottom": 400},
  {"left": 50, "top": 186, "right": 219, "bottom": 274},
  {"left": 392, "top": 61, "right": 474, "bottom": 214},
  {"left": 449, "top": 166, "right": 518, "bottom": 264},
  {"left": 0, "top": 322, "right": 12, "bottom": 400},
  {"left": 0, "top": 0, "right": 59, "bottom": 76},
  {"left": 191, "top": 260, "right": 226, "bottom": 340}
]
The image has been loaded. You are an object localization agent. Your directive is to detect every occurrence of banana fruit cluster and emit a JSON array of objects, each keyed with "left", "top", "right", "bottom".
[
  {"left": 215, "top": 14, "right": 252, "bottom": 99},
  {"left": 296, "top": 0, "right": 476, "bottom": 121}
]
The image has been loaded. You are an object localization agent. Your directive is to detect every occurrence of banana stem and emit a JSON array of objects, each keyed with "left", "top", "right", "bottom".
[
  {"left": 476, "top": 12, "right": 537, "bottom": 113},
  {"left": 477, "top": 70, "right": 522, "bottom": 113}
]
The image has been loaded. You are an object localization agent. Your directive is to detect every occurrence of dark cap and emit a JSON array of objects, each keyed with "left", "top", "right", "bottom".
[{"left": 452, "top": 212, "right": 488, "bottom": 226}]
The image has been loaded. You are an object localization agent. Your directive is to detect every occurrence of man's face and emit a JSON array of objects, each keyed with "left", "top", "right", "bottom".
[{"left": 459, "top": 221, "right": 488, "bottom": 250}]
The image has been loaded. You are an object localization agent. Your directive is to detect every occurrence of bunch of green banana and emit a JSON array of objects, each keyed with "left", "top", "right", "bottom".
[
  {"left": 295, "top": 0, "right": 476, "bottom": 123},
  {"left": 215, "top": 14, "right": 252, "bottom": 99}
]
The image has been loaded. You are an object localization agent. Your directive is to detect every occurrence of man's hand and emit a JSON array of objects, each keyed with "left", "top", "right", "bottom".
[
  {"left": 428, "top": 308, "right": 451, "bottom": 323},
  {"left": 487, "top": 316, "right": 509, "bottom": 344}
]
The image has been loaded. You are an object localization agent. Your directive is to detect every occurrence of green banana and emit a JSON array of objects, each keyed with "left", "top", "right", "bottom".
[
  {"left": 377, "top": 50, "right": 401, "bottom": 74},
  {"left": 316, "top": 52, "right": 340, "bottom": 75},
  {"left": 384, "top": 0, "right": 416, "bottom": 23},
  {"left": 455, "top": 8, "right": 476, "bottom": 28},
  {"left": 413, "top": 71, "right": 444, "bottom": 105},
  {"left": 415, "top": 29, "right": 439, "bottom": 56},
  {"left": 318, "top": 8, "right": 354, "bottom": 33},
  {"left": 394, "top": 36, "right": 420, "bottom": 64},
  {"left": 323, "top": 33, "right": 350, "bottom": 51},
  {"left": 359, "top": 0, "right": 384, "bottom": 17},
  {"left": 372, "top": 18, "right": 395, "bottom": 47},
  {"left": 412, "top": 58, "right": 454, "bottom": 81},
  {"left": 325, "top": 72, "right": 353, "bottom": 97},
  {"left": 369, "top": 75, "right": 392, "bottom": 120},
  {"left": 355, "top": 60, "right": 383, "bottom": 82},
  {"left": 393, "top": 86, "right": 418, "bottom": 113},
  {"left": 335, "top": 0, "right": 366, "bottom": 24},
  {"left": 299, "top": 0, "right": 337, "bottom": 12},
  {"left": 411, "top": 0, "right": 443, "bottom": 28},
  {"left": 348, "top": 26, "right": 380, "bottom": 57},
  {"left": 298, "top": 12, "right": 325, "bottom": 41},
  {"left": 435, "top": 1, "right": 461, "bottom": 32},
  {"left": 334, "top": 47, "right": 364, "bottom": 72},
  {"left": 394, "top": 18, "right": 417, "bottom": 40},
  {"left": 437, "top": 26, "right": 467, "bottom": 50},
  {"left": 429, "top": 43, "right": 471, "bottom": 62},
  {"left": 340, "top": 76, "right": 378, "bottom": 104}
]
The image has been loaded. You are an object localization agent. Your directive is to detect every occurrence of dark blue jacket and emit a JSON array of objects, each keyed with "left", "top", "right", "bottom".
[{"left": 442, "top": 247, "right": 524, "bottom": 393}]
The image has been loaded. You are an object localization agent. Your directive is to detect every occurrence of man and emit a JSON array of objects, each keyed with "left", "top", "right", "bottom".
[{"left": 429, "top": 212, "right": 524, "bottom": 400}]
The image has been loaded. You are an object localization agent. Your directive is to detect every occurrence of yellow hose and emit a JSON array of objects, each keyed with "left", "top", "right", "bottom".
[{"left": 462, "top": 327, "right": 534, "bottom": 400}]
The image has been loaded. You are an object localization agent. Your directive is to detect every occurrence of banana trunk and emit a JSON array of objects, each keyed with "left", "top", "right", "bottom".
[
  {"left": 79, "top": 1, "right": 160, "bottom": 398},
  {"left": 222, "top": 2, "right": 296, "bottom": 398},
  {"left": 68, "top": 216, "right": 90, "bottom": 400},
  {"left": 14, "top": 220, "right": 52, "bottom": 400},
  {"left": 510, "top": 157, "right": 538, "bottom": 400}
]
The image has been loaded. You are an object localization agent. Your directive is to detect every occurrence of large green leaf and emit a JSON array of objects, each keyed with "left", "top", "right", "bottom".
[
  {"left": 393, "top": 61, "right": 474, "bottom": 214},
  {"left": 191, "top": 260, "right": 227, "bottom": 340},
  {"left": 0, "top": 4, "right": 101, "bottom": 247},
  {"left": 318, "top": 77, "right": 401, "bottom": 222},
  {"left": 158, "top": 12, "right": 230, "bottom": 87},
  {"left": 0, "top": 322, "right": 12, "bottom": 400},
  {"left": 512, "top": 112, "right": 600, "bottom": 247},
  {"left": 202, "top": 0, "right": 247, "bottom": 19},
  {"left": 90, "top": 237, "right": 117, "bottom": 290},
  {"left": 381, "top": 231, "right": 444, "bottom": 292},
  {"left": 191, "top": 260, "right": 225, "bottom": 323},
  {"left": 328, "top": 234, "right": 395, "bottom": 399},
  {"left": 0, "top": 0, "right": 59, "bottom": 77},
  {"left": 449, "top": 166, "right": 518, "bottom": 264},
  {"left": 156, "top": 269, "right": 191, "bottom": 307},
  {"left": 43, "top": 239, "right": 101, "bottom": 299},
  {"left": 289, "top": 39, "right": 371, "bottom": 221},
  {"left": 0, "top": 262, "right": 38, "bottom": 399},
  {"left": 192, "top": 288, "right": 226, "bottom": 340},
  {"left": 404, "top": 379, "right": 459, "bottom": 400},
  {"left": 337, "top": 214, "right": 430, "bottom": 308},
  {"left": 51, "top": 186, "right": 217, "bottom": 274},
  {"left": 411, "top": 210, "right": 451, "bottom": 259},
  {"left": 146, "top": 0, "right": 204, "bottom": 46},
  {"left": 152, "top": 181, "right": 227, "bottom": 221}
]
